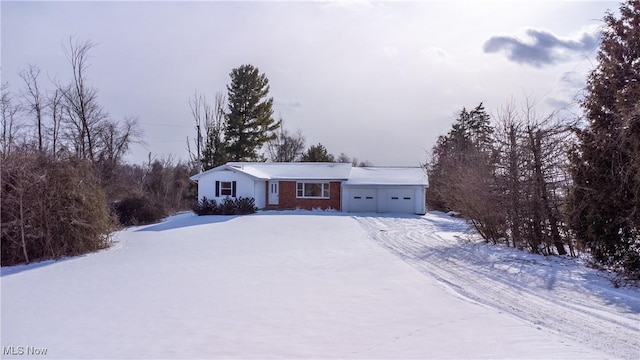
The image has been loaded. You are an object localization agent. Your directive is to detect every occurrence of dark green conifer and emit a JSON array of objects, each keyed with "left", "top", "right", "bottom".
[
  {"left": 568, "top": 0, "right": 640, "bottom": 276},
  {"left": 225, "top": 64, "right": 280, "bottom": 161}
]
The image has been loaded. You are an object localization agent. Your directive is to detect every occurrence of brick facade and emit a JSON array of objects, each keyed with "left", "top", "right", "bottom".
[{"left": 277, "top": 181, "right": 341, "bottom": 210}]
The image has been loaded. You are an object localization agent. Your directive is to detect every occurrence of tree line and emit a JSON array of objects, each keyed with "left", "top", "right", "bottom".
[
  {"left": 188, "top": 64, "right": 372, "bottom": 171},
  {"left": 1, "top": 38, "right": 196, "bottom": 266},
  {"left": 428, "top": 1, "right": 639, "bottom": 282}
]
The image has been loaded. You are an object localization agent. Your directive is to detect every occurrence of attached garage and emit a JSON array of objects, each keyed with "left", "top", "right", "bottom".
[
  {"left": 342, "top": 167, "right": 428, "bottom": 215},
  {"left": 347, "top": 188, "right": 378, "bottom": 213},
  {"left": 386, "top": 187, "right": 416, "bottom": 214}
]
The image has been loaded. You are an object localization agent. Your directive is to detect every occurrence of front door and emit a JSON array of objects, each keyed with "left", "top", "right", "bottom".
[{"left": 268, "top": 181, "right": 279, "bottom": 205}]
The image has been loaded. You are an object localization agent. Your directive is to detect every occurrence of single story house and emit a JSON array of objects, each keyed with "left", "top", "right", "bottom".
[{"left": 189, "top": 162, "right": 428, "bottom": 215}]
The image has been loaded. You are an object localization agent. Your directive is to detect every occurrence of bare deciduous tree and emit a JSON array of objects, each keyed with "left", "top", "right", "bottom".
[
  {"left": 189, "top": 91, "right": 228, "bottom": 171},
  {"left": 1, "top": 82, "right": 22, "bottom": 157},
  {"left": 494, "top": 99, "right": 523, "bottom": 248},
  {"left": 96, "top": 117, "right": 142, "bottom": 166},
  {"left": 336, "top": 153, "right": 351, "bottom": 163},
  {"left": 95, "top": 116, "right": 142, "bottom": 198},
  {"left": 18, "top": 64, "right": 46, "bottom": 152},
  {"left": 494, "top": 99, "right": 575, "bottom": 255},
  {"left": 59, "top": 38, "right": 106, "bottom": 161},
  {"left": 335, "top": 153, "right": 374, "bottom": 167},
  {"left": 47, "top": 87, "right": 65, "bottom": 157},
  {"left": 266, "top": 120, "right": 306, "bottom": 162}
]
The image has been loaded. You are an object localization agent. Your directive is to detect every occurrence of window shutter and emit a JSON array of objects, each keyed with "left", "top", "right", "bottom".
[
  {"left": 232, "top": 181, "right": 237, "bottom": 197},
  {"left": 215, "top": 181, "right": 220, "bottom": 197}
]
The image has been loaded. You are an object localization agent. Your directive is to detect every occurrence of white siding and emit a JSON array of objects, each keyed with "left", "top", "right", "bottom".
[
  {"left": 415, "top": 187, "right": 426, "bottom": 215},
  {"left": 197, "top": 169, "right": 258, "bottom": 203},
  {"left": 254, "top": 181, "right": 267, "bottom": 209}
]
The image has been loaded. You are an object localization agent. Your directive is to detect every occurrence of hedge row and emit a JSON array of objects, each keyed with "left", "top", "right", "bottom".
[{"left": 193, "top": 197, "right": 257, "bottom": 216}]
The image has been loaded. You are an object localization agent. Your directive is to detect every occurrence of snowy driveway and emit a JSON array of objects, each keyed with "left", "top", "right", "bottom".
[
  {"left": 356, "top": 213, "right": 640, "bottom": 359},
  {"left": 1, "top": 212, "right": 638, "bottom": 359}
]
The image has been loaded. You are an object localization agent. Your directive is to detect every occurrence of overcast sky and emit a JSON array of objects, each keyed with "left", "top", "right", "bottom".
[{"left": 2, "top": 1, "right": 617, "bottom": 166}]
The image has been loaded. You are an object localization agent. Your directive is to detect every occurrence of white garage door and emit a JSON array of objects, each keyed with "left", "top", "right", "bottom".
[
  {"left": 348, "top": 188, "right": 377, "bottom": 213},
  {"left": 385, "top": 188, "right": 415, "bottom": 214}
]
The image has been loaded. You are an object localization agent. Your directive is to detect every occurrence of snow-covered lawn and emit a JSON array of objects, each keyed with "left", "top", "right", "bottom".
[{"left": 2, "top": 211, "right": 638, "bottom": 359}]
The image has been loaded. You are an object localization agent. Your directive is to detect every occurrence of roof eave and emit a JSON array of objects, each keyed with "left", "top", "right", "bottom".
[
  {"left": 188, "top": 164, "right": 269, "bottom": 182},
  {"left": 343, "top": 182, "right": 428, "bottom": 186}
]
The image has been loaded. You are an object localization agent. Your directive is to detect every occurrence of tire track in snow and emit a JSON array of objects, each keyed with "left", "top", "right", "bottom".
[{"left": 355, "top": 214, "right": 640, "bottom": 360}]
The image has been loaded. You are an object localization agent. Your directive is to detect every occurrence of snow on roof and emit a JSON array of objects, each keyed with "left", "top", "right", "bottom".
[
  {"left": 343, "top": 167, "right": 428, "bottom": 186},
  {"left": 190, "top": 162, "right": 428, "bottom": 186},
  {"left": 191, "top": 162, "right": 353, "bottom": 181}
]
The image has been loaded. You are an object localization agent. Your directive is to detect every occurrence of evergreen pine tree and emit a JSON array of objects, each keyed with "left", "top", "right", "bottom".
[
  {"left": 225, "top": 64, "right": 280, "bottom": 161},
  {"left": 201, "top": 124, "right": 227, "bottom": 170},
  {"left": 427, "top": 103, "right": 502, "bottom": 240},
  {"left": 568, "top": 0, "right": 640, "bottom": 276},
  {"left": 301, "top": 143, "right": 335, "bottom": 162}
]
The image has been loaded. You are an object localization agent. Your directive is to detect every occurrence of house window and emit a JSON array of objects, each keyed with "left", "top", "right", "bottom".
[
  {"left": 221, "top": 182, "right": 233, "bottom": 196},
  {"left": 215, "top": 180, "right": 236, "bottom": 197},
  {"left": 297, "top": 182, "right": 330, "bottom": 198}
]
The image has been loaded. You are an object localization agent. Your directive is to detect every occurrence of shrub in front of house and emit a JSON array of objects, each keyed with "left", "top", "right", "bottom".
[
  {"left": 220, "top": 197, "right": 237, "bottom": 215},
  {"left": 192, "top": 197, "right": 219, "bottom": 215},
  {"left": 192, "top": 196, "right": 257, "bottom": 216},
  {"left": 235, "top": 197, "right": 258, "bottom": 214}
]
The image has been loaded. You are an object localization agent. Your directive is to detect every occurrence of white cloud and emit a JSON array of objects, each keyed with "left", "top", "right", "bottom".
[
  {"left": 420, "top": 47, "right": 448, "bottom": 61},
  {"left": 320, "top": 0, "right": 376, "bottom": 12},
  {"left": 383, "top": 46, "right": 399, "bottom": 58}
]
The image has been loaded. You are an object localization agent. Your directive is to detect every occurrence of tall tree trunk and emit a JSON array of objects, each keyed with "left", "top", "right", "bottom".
[
  {"left": 508, "top": 125, "right": 522, "bottom": 247},
  {"left": 19, "top": 192, "right": 29, "bottom": 264},
  {"left": 530, "top": 129, "right": 566, "bottom": 255}
]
